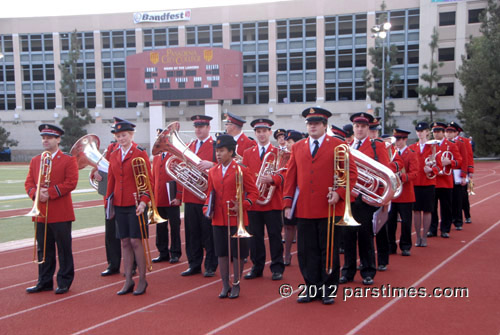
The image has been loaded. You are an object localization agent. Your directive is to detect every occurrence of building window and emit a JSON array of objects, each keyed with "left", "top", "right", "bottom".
[
  {"left": 438, "top": 47, "right": 455, "bottom": 62},
  {"left": 407, "top": 78, "right": 418, "bottom": 98},
  {"left": 143, "top": 28, "right": 179, "bottom": 48},
  {"left": 439, "top": 12, "right": 456, "bottom": 26},
  {"left": 438, "top": 82, "right": 454, "bottom": 96},
  {"left": 468, "top": 8, "right": 484, "bottom": 24},
  {"left": 186, "top": 25, "right": 222, "bottom": 46}
]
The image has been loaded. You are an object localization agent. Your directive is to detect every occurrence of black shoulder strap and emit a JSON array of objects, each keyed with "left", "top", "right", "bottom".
[{"left": 371, "top": 140, "right": 379, "bottom": 162}]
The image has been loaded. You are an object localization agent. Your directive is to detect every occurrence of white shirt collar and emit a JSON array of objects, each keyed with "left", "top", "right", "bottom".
[
  {"left": 309, "top": 133, "right": 326, "bottom": 152},
  {"left": 221, "top": 161, "right": 231, "bottom": 176},
  {"left": 351, "top": 136, "right": 368, "bottom": 149},
  {"left": 258, "top": 142, "right": 270, "bottom": 154},
  {"left": 233, "top": 132, "right": 243, "bottom": 142},
  {"left": 121, "top": 145, "right": 132, "bottom": 161}
]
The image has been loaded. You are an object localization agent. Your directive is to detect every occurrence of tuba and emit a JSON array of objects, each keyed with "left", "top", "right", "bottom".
[
  {"left": 70, "top": 134, "right": 109, "bottom": 190},
  {"left": 255, "top": 148, "right": 291, "bottom": 205},
  {"left": 351, "top": 149, "right": 400, "bottom": 207},
  {"left": 152, "top": 122, "right": 209, "bottom": 201},
  {"left": 25, "top": 151, "right": 52, "bottom": 264}
]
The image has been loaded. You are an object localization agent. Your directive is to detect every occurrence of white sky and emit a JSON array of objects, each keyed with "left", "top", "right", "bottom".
[{"left": 1, "top": 0, "right": 289, "bottom": 18}]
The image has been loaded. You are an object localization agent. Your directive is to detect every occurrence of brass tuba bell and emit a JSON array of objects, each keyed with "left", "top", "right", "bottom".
[{"left": 70, "top": 134, "right": 109, "bottom": 190}]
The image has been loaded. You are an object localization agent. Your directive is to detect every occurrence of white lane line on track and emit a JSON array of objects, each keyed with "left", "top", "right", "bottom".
[{"left": 345, "top": 217, "right": 500, "bottom": 335}]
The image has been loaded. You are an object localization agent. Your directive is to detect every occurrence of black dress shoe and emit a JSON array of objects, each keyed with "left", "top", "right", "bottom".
[
  {"left": 271, "top": 272, "right": 283, "bottom": 281},
  {"left": 322, "top": 297, "right": 335, "bottom": 305},
  {"left": 401, "top": 250, "right": 411, "bottom": 256},
  {"left": 362, "top": 277, "right": 374, "bottom": 285},
  {"left": 133, "top": 282, "right": 148, "bottom": 296},
  {"left": 244, "top": 270, "right": 263, "bottom": 280},
  {"left": 377, "top": 264, "right": 387, "bottom": 271},
  {"left": 101, "top": 268, "right": 120, "bottom": 277},
  {"left": 465, "top": 218, "right": 472, "bottom": 224},
  {"left": 152, "top": 256, "right": 169, "bottom": 263},
  {"left": 427, "top": 232, "right": 436, "bottom": 237},
  {"left": 297, "top": 295, "right": 312, "bottom": 303},
  {"left": 26, "top": 284, "right": 53, "bottom": 294},
  {"left": 55, "top": 287, "right": 69, "bottom": 295},
  {"left": 170, "top": 256, "right": 180, "bottom": 264},
  {"left": 229, "top": 284, "right": 240, "bottom": 299},
  {"left": 117, "top": 282, "right": 135, "bottom": 295},
  {"left": 339, "top": 276, "right": 352, "bottom": 284},
  {"left": 181, "top": 268, "right": 201, "bottom": 276},
  {"left": 456, "top": 226, "right": 463, "bottom": 231},
  {"left": 339, "top": 248, "right": 345, "bottom": 254},
  {"left": 441, "top": 232, "right": 450, "bottom": 238},
  {"left": 204, "top": 270, "right": 216, "bottom": 277}
]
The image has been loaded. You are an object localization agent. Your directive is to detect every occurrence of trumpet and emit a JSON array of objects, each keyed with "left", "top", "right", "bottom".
[
  {"left": 468, "top": 177, "right": 475, "bottom": 196},
  {"left": 70, "top": 134, "right": 110, "bottom": 190},
  {"left": 152, "top": 122, "right": 209, "bottom": 201},
  {"left": 326, "top": 144, "right": 360, "bottom": 275},
  {"left": 25, "top": 151, "right": 52, "bottom": 264},
  {"left": 227, "top": 165, "right": 252, "bottom": 285}
]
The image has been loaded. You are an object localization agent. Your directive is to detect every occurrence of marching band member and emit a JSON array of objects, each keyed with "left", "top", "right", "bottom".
[
  {"left": 106, "top": 118, "right": 151, "bottom": 295},
  {"left": 181, "top": 115, "right": 218, "bottom": 277},
  {"left": 25, "top": 124, "right": 78, "bottom": 294},
  {"left": 461, "top": 130, "right": 474, "bottom": 224},
  {"left": 343, "top": 124, "right": 354, "bottom": 145},
  {"left": 445, "top": 122, "right": 469, "bottom": 231},
  {"left": 386, "top": 129, "right": 418, "bottom": 256},
  {"left": 274, "top": 128, "right": 287, "bottom": 150},
  {"left": 340, "top": 112, "right": 390, "bottom": 286},
  {"left": 409, "top": 122, "right": 439, "bottom": 247},
  {"left": 224, "top": 112, "right": 256, "bottom": 156},
  {"left": 283, "top": 108, "right": 357, "bottom": 305},
  {"left": 243, "top": 119, "right": 285, "bottom": 281},
  {"left": 151, "top": 128, "right": 182, "bottom": 265},
  {"left": 93, "top": 117, "right": 122, "bottom": 277},
  {"left": 428, "top": 122, "right": 462, "bottom": 238},
  {"left": 282, "top": 130, "right": 303, "bottom": 265},
  {"left": 204, "top": 134, "right": 259, "bottom": 299}
]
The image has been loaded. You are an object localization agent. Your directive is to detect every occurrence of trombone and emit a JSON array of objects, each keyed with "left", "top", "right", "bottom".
[
  {"left": 131, "top": 157, "right": 167, "bottom": 272},
  {"left": 25, "top": 151, "right": 52, "bottom": 264},
  {"left": 227, "top": 165, "right": 252, "bottom": 285},
  {"left": 326, "top": 144, "right": 360, "bottom": 275}
]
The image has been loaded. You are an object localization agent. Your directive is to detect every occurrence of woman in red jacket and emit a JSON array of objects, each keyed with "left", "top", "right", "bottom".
[
  {"left": 204, "top": 134, "right": 259, "bottom": 299},
  {"left": 106, "top": 119, "right": 152, "bottom": 296}
]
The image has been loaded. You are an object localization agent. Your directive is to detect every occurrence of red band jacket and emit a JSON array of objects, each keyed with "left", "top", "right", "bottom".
[
  {"left": 203, "top": 160, "right": 259, "bottom": 227},
  {"left": 460, "top": 136, "right": 474, "bottom": 174},
  {"left": 283, "top": 135, "right": 357, "bottom": 218},
  {"left": 392, "top": 147, "right": 419, "bottom": 203},
  {"left": 409, "top": 142, "right": 440, "bottom": 187},
  {"left": 435, "top": 139, "right": 462, "bottom": 189},
  {"left": 106, "top": 142, "right": 152, "bottom": 207},
  {"left": 235, "top": 133, "right": 256, "bottom": 157},
  {"left": 242, "top": 145, "right": 283, "bottom": 211},
  {"left": 152, "top": 152, "right": 182, "bottom": 207},
  {"left": 25, "top": 149, "right": 79, "bottom": 223}
]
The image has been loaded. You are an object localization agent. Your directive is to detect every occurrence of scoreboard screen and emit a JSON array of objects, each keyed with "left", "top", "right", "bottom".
[{"left": 126, "top": 47, "right": 243, "bottom": 102}]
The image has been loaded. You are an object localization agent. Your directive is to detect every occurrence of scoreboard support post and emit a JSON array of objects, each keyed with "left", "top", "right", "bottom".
[
  {"left": 204, "top": 100, "right": 222, "bottom": 133},
  {"left": 149, "top": 102, "right": 165, "bottom": 153}
]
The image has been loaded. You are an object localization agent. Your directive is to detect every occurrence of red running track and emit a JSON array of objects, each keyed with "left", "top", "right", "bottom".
[{"left": 0, "top": 161, "right": 499, "bottom": 334}]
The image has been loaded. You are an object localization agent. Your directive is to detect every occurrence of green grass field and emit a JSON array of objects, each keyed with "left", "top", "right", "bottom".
[{"left": 0, "top": 165, "right": 103, "bottom": 243}]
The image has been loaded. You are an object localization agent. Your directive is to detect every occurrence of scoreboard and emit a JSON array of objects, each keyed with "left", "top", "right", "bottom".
[{"left": 126, "top": 47, "right": 243, "bottom": 102}]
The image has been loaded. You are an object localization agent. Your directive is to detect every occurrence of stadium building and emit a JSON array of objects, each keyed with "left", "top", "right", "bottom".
[{"left": 0, "top": 0, "right": 487, "bottom": 160}]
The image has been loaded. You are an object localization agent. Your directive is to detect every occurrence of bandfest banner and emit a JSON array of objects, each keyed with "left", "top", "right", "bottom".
[{"left": 133, "top": 9, "right": 191, "bottom": 24}]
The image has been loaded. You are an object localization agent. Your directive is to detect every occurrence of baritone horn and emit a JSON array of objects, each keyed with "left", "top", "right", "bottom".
[
  {"left": 256, "top": 148, "right": 290, "bottom": 205},
  {"left": 152, "top": 121, "right": 209, "bottom": 201},
  {"left": 440, "top": 145, "right": 454, "bottom": 176},
  {"left": 326, "top": 144, "right": 360, "bottom": 274},
  {"left": 70, "top": 134, "right": 109, "bottom": 190},
  {"left": 25, "top": 151, "right": 52, "bottom": 264}
]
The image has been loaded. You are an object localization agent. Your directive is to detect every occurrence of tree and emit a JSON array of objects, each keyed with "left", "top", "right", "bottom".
[
  {"left": 417, "top": 27, "right": 446, "bottom": 122},
  {"left": 0, "top": 126, "right": 19, "bottom": 149},
  {"left": 58, "top": 30, "right": 91, "bottom": 152},
  {"left": 456, "top": 0, "right": 500, "bottom": 156},
  {"left": 363, "top": 1, "right": 401, "bottom": 134}
]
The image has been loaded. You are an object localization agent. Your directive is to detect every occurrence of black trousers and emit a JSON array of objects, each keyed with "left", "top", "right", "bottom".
[
  {"left": 342, "top": 196, "right": 377, "bottom": 280},
  {"left": 462, "top": 186, "right": 471, "bottom": 219},
  {"left": 184, "top": 203, "right": 217, "bottom": 272},
  {"left": 104, "top": 211, "right": 121, "bottom": 271},
  {"left": 452, "top": 184, "right": 465, "bottom": 227},
  {"left": 297, "top": 217, "right": 340, "bottom": 295},
  {"left": 247, "top": 210, "right": 284, "bottom": 274},
  {"left": 376, "top": 222, "right": 390, "bottom": 266},
  {"left": 387, "top": 202, "right": 413, "bottom": 253},
  {"left": 36, "top": 221, "right": 74, "bottom": 289},
  {"left": 156, "top": 206, "right": 182, "bottom": 259},
  {"left": 430, "top": 188, "right": 453, "bottom": 234}
]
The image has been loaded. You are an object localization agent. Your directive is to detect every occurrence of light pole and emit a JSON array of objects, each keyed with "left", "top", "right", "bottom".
[{"left": 371, "top": 22, "right": 391, "bottom": 133}]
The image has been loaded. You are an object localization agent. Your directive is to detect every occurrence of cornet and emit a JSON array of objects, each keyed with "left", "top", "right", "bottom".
[{"left": 25, "top": 151, "right": 52, "bottom": 264}]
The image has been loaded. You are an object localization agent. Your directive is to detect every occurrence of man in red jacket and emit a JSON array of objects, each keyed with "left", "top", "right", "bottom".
[
  {"left": 224, "top": 112, "right": 256, "bottom": 157},
  {"left": 386, "top": 129, "right": 419, "bottom": 256},
  {"left": 243, "top": 118, "right": 285, "bottom": 281},
  {"left": 283, "top": 107, "right": 357, "bottom": 305},
  {"left": 25, "top": 124, "right": 79, "bottom": 294},
  {"left": 151, "top": 128, "right": 182, "bottom": 264},
  {"left": 181, "top": 115, "right": 218, "bottom": 277}
]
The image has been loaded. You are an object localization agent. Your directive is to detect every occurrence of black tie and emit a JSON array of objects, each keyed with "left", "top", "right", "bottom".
[
  {"left": 312, "top": 140, "right": 319, "bottom": 158},
  {"left": 197, "top": 140, "right": 203, "bottom": 154},
  {"left": 355, "top": 140, "right": 361, "bottom": 150},
  {"left": 260, "top": 147, "right": 266, "bottom": 160},
  {"left": 398, "top": 150, "right": 402, "bottom": 156}
]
